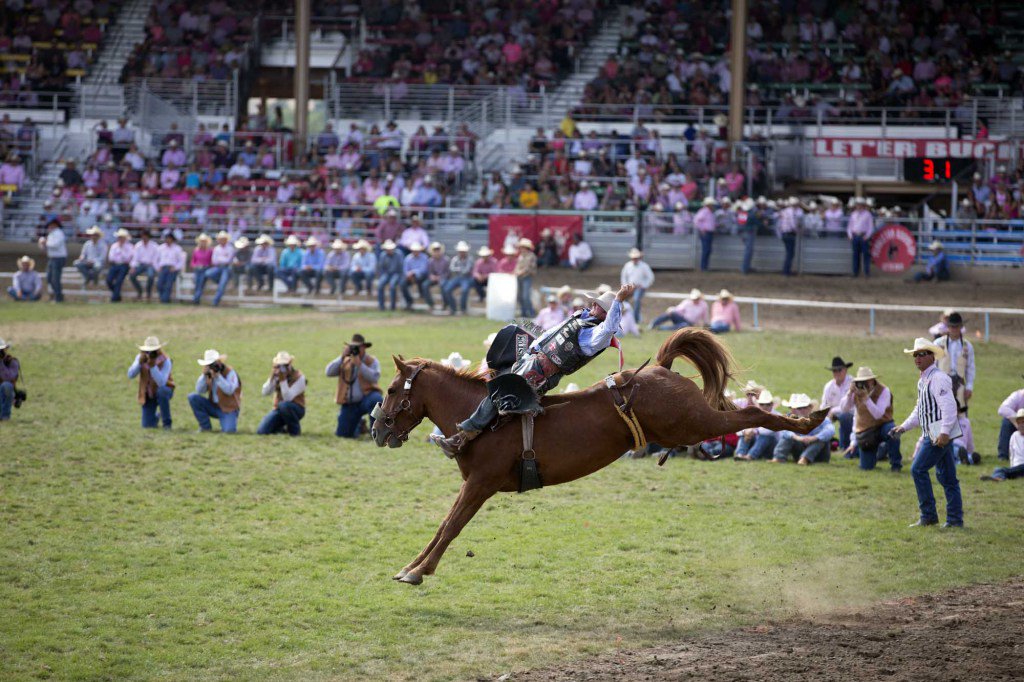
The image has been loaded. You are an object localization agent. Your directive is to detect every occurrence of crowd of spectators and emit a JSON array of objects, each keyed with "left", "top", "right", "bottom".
[
  {"left": 575, "top": 0, "right": 1024, "bottom": 120},
  {"left": 0, "top": 0, "right": 121, "bottom": 100},
  {"left": 347, "top": 0, "right": 610, "bottom": 94}
]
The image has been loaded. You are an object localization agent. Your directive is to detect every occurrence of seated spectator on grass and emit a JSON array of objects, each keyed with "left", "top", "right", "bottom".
[
  {"left": 709, "top": 289, "right": 741, "bottom": 333},
  {"left": 981, "top": 409, "right": 1024, "bottom": 482},
  {"left": 913, "top": 241, "right": 950, "bottom": 282},
  {"left": 7, "top": 256, "right": 41, "bottom": 301},
  {"left": 258, "top": 351, "right": 306, "bottom": 437},
  {"left": 75, "top": 226, "right": 106, "bottom": 287},
  {"left": 772, "top": 394, "right": 834, "bottom": 465},
  {"left": 840, "top": 366, "right": 901, "bottom": 472},
  {"left": 735, "top": 390, "right": 780, "bottom": 461},
  {"left": 188, "top": 350, "right": 242, "bottom": 434},
  {"left": 822, "top": 356, "right": 855, "bottom": 452},
  {"left": 650, "top": 288, "right": 708, "bottom": 331},
  {"left": 997, "top": 383, "right": 1024, "bottom": 462},
  {"left": 127, "top": 336, "right": 174, "bottom": 430}
]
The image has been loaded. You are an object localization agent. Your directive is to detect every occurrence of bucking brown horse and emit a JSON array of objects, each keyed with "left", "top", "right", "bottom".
[{"left": 372, "top": 328, "right": 827, "bottom": 585}]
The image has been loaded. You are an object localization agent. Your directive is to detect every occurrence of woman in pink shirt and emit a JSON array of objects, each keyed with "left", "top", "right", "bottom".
[
  {"left": 709, "top": 289, "right": 742, "bottom": 334},
  {"left": 190, "top": 233, "right": 213, "bottom": 284}
]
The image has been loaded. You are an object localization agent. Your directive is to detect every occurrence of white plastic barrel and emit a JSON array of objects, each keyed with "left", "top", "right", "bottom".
[{"left": 486, "top": 272, "right": 518, "bottom": 321}]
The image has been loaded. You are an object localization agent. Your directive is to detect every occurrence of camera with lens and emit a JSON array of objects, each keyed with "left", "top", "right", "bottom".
[
  {"left": 208, "top": 361, "right": 224, "bottom": 374},
  {"left": 347, "top": 343, "right": 362, "bottom": 356},
  {"left": 854, "top": 381, "right": 869, "bottom": 391},
  {"left": 147, "top": 350, "right": 160, "bottom": 360}
]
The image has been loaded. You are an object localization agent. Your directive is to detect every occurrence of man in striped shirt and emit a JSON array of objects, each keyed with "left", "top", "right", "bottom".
[{"left": 892, "top": 338, "right": 964, "bottom": 528}]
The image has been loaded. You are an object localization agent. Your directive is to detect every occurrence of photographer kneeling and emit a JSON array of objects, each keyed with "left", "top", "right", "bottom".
[
  {"left": 127, "top": 336, "right": 174, "bottom": 429},
  {"left": 257, "top": 351, "right": 306, "bottom": 436},
  {"left": 187, "top": 350, "right": 242, "bottom": 433},
  {"left": 0, "top": 338, "right": 24, "bottom": 421},
  {"left": 839, "top": 366, "right": 902, "bottom": 471},
  {"left": 325, "top": 334, "right": 381, "bottom": 438}
]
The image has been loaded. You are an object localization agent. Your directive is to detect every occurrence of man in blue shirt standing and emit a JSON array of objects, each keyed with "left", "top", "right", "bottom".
[
  {"left": 299, "top": 236, "right": 326, "bottom": 294},
  {"left": 376, "top": 240, "right": 403, "bottom": 310},
  {"left": 400, "top": 242, "right": 431, "bottom": 310},
  {"left": 431, "top": 284, "right": 635, "bottom": 456}
]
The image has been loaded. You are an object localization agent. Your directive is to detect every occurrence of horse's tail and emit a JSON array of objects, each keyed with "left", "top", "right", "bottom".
[{"left": 655, "top": 328, "right": 738, "bottom": 412}]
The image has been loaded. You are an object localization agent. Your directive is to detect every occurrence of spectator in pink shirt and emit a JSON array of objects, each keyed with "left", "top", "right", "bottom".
[
  {"left": 709, "top": 289, "right": 742, "bottom": 334},
  {"left": 0, "top": 153, "right": 25, "bottom": 189},
  {"left": 533, "top": 294, "right": 568, "bottom": 330},
  {"left": 649, "top": 288, "right": 709, "bottom": 331}
]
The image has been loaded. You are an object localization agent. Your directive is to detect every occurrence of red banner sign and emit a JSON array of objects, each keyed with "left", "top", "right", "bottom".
[
  {"left": 488, "top": 214, "right": 583, "bottom": 259},
  {"left": 870, "top": 224, "right": 917, "bottom": 273},
  {"left": 813, "top": 138, "right": 1019, "bottom": 160}
]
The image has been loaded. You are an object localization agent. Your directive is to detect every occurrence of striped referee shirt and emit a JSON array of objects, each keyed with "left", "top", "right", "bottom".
[{"left": 898, "top": 364, "right": 959, "bottom": 440}]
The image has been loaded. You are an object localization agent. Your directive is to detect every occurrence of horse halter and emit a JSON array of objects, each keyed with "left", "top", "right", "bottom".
[{"left": 373, "top": 363, "right": 425, "bottom": 443}]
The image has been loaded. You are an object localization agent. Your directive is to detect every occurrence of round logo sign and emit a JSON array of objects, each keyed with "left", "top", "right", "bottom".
[{"left": 870, "top": 224, "right": 917, "bottom": 273}]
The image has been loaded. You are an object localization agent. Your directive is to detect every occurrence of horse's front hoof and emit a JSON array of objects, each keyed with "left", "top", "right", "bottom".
[
  {"left": 398, "top": 572, "right": 423, "bottom": 586},
  {"left": 392, "top": 570, "right": 408, "bottom": 581}
]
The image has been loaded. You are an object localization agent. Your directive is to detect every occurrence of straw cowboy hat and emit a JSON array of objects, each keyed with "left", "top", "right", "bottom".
[
  {"left": 409, "top": 243, "right": 425, "bottom": 252},
  {"left": 702, "top": 197, "right": 717, "bottom": 206},
  {"left": 272, "top": 351, "right": 294, "bottom": 366},
  {"left": 195, "top": 232, "right": 212, "bottom": 243},
  {"left": 216, "top": 230, "right": 230, "bottom": 241},
  {"left": 929, "top": 240, "right": 944, "bottom": 251},
  {"left": 18, "top": 255, "right": 35, "bottom": 268},
  {"left": 285, "top": 235, "right": 301, "bottom": 246},
  {"left": 756, "top": 389, "right": 775, "bottom": 405},
  {"left": 557, "top": 284, "right": 573, "bottom": 297},
  {"left": 852, "top": 366, "right": 878, "bottom": 381},
  {"left": 0, "top": 338, "right": 8, "bottom": 351},
  {"left": 628, "top": 247, "right": 643, "bottom": 259},
  {"left": 827, "top": 356, "right": 853, "bottom": 371},
  {"left": 116, "top": 228, "right": 132, "bottom": 239},
  {"left": 1015, "top": 407, "right": 1024, "bottom": 422},
  {"left": 234, "top": 236, "right": 250, "bottom": 249},
  {"left": 572, "top": 296, "right": 585, "bottom": 307},
  {"left": 138, "top": 336, "right": 165, "bottom": 352},
  {"left": 353, "top": 239, "right": 370, "bottom": 250},
  {"left": 197, "top": 349, "right": 227, "bottom": 366},
  {"left": 86, "top": 225, "right": 102, "bottom": 236},
  {"left": 455, "top": 241, "right": 471, "bottom": 252},
  {"left": 331, "top": 239, "right": 348, "bottom": 250},
  {"left": 381, "top": 240, "right": 397, "bottom": 251},
  {"left": 904, "top": 337, "right": 946, "bottom": 359},
  {"left": 741, "top": 379, "right": 764, "bottom": 394},
  {"left": 582, "top": 289, "right": 616, "bottom": 312},
  {"left": 440, "top": 352, "right": 471, "bottom": 370},
  {"left": 518, "top": 238, "right": 535, "bottom": 250},
  {"left": 477, "top": 246, "right": 493, "bottom": 257},
  {"left": 255, "top": 234, "right": 274, "bottom": 245},
  {"left": 718, "top": 289, "right": 733, "bottom": 300},
  {"left": 304, "top": 236, "right": 320, "bottom": 247},
  {"left": 502, "top": 244, "right": 517, "bottom": 256},
  {"left": 782, "top": 393, "right": 813, "bottom": 409},
  {"left": 688, "top": 288, "right": 703, "bottom": 300},
  {"left": 429, "top": 241, "right": 444, "bottom": 253}
]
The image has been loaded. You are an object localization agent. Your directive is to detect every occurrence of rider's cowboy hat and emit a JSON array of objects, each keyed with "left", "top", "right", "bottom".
[
  {"left": 782, "top": 393, "right": 813, "bottom": 409},
  {"left": 688, "top": 288, "right": 703, "bottom": 300},
  {"left": 756, "top": 389, "right": 775, "bottom": 405},
  {"left": 138, "top": 336, "right": 165, "bottom": 352},
  {"left": 903, "top": 337, "right": 946, "bottom": 359},
  {"left": 197, "top": 349, "right": 227, "bottom": 366},
  {"left": 272, "top": 351, "right": 294, "bottom": 366},
  {"left": 827, "top": 356, "right": 853, "bottom": 371},
  {"left": 852, "top": 366, "right": 878, "bottom": 381},
  {"left": 628, "top": 247, "right": 643, "bottom": 259},
  {"left": 582, "top": 290, "right": 616, "bottom": 312},
  {"left": 440, "top": 352, "right": 471, "bottom": 370},
  {"left": 349, "top": 334, "right": 372, "bottom": 348}
]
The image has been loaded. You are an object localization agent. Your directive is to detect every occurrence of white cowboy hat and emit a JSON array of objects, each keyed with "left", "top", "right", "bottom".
[
  {"left": 304, "top": 236, "right": 320, "bottom": 247},
  {"left": 782, "top": 393, "right": 813, "bottom": 409},
  {"left": 409, "top": 243, "right": 424, "bottom": 252},
  {"left": 756, "top": 389, "right": 775, "bottom": 405},
  {"left": 381, "top": 239, "right": 397, "bottom": 251},
  {"left": 546, "top": 294, "right": 558, "bottom": 303},
  {"left": 929, "top": 240, "right": 944, "bottom": 251},
  {"left": 330, "top": 239, "right": 348, "bottom": 250},
  {"left": 718, "top": 289, "right": 733, "bottom": 299},
  {"left": 903, "top": 337, "right": 946, "bottom": 359},
  {"left": 557, "top": 284, "right": 573, "bottom": 297},
  {"left": 596, "top": 283, "right": 613, "bottom": 295},
  {"left": 353, "top": 239, "right": 370, "bottom": 250},
  {"left": 18, "top": 255, "right": 35, "bottom": 268},
  {"left": 688, "top": 288, "right": 703, "bottom": 300},
  {"left": 215, "top": 230, "right": 230, "bottom": 240},
  {"left": 502, "top": 244, "right": 517, "bottom": 256},
  {"left": 0, "top": 338, "right": 8, "bottom": 351},
  {"left": 572, "top": 296, "right": 585, "bottom": 307},
  {"left": 477, "top": 246, "right": 493, "bottom": 257},
  {"left": 285, "top": 235, "right": 301, "bottom": 246},
  {"left": 518, "top": 238, "right": 535, "bottom": 250},
  {"left": 234, "top": 236, "right": 250, "bottom": 249},
  {"left": 197, "top": 349, "right": 226, "bottom": 366},
  {"left": 86, "top": 225, "right": 102, "bottom": 236},
  {"left": 256, "top": 234, "right": 274, "bottom": 245},
  {"left": 582, "top": 290, "right": 616, "bottom": 312},
  {"left": 440, "top": 352, "right": 471, "bottom": 370},
  {"left": 272, "top": 351, "right": 293, "bottom": 366},
  {"left": 138, "top": 336, "right": 165, "bottom": 352},
  {"left": 628, "top": 247, "right": 643, "bottom": 259},
  {"left": 455, "top": 241, "right": 470, "bottom": 252},
  {"left": 483, "top": 332, "right": 497, "bottom": 347},
  {"left": 741, "top": 379, "right": 763, "bottom": 394},
  {"left": 852, "top": 366, "right": 878, "bottom": 381},
  {"left": 116, "top": 228, "right": 132, "bottom": 239},
  {"left": 562, "top": 383, "right": 580, "bottom": 393},
  {"left": 1016, "top": 407, "right": 1024, "bottom": 421},
  {"left": 702, "top": 197, "right": 717, "bottom": 206},
  {"left": 429, "top": 241, "right": 444, "bottom": 253}
]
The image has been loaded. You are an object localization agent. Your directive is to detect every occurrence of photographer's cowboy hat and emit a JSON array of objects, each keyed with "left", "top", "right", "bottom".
[
  {"left": 0, "top": 338, "right": 9, "bottom": 351},
  {"left": 138, "top": 336, "right": 165, "bottom": 352},
  {"left": 853, "top": 366, "right": 878, "bottom": 381},
  {"left": 827, "top": 356, "right": 853, "bottom": 371},
  {"left": 197, "top": 349, "right": 227, "bottom": 366},
  {"left": 272, "top": 351, "right": 294, "bottom": 366},
  {"left": 440, "top": 352, "right": 471, "bottom": 370},
  {"left": 903, "top": 337, "right": 946, "bottom": 359},
  {"left": 581, "top": 289, "right": 616, "bottom": 312},
  {"left": 782, "top": 393, "right": 813, "bottom": 409},
  {"left": 349, "top": 333, "right": 372, "bottom": 348}
]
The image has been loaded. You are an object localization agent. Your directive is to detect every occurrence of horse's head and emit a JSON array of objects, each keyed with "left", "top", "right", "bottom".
[{"left": 370, "top": 356, "right": 428, "bottom": 449}]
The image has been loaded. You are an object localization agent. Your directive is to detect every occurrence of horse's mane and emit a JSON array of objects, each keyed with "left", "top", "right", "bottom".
[{"left": 410, "top": 358, "right": 492, "bottom": 383}]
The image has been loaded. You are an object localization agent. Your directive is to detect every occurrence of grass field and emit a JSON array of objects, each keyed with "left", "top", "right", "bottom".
[{"left": 1, "top": 303, "right": 1022, "bottom": 681}]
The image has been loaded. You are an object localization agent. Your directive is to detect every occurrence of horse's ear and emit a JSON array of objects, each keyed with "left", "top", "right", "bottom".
[{"left": 392, "top": 355, "right": 406, "bottom": 371}]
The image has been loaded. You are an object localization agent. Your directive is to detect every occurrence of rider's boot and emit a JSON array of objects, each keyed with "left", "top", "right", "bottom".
[{"left": 429, "top": 429, "right": 480, "bottom": 458}]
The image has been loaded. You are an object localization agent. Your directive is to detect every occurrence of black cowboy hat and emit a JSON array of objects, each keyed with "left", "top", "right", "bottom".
[
  {"left": 350, "top": 333, "right": 372, "bottom": 348},
  {"left": 827, "top": 356, "right": 853, "bottom": 371},
  {"left": 947, "top": 312, "right": 964, "bottom": 325}
]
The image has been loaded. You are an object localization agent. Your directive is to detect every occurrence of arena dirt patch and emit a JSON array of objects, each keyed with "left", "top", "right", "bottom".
[{"left": 502, "top": 577, "right": 1024, "bottom": 681}]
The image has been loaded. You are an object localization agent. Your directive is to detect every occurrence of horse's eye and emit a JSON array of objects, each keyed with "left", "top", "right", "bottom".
[{"left": 387, "top": 388, "right": 395, "bottom": 395}]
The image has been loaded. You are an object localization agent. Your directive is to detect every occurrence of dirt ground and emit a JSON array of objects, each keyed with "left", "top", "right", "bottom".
[{"left": 503, "top": 578, "right": 1024, "bottom": 682}]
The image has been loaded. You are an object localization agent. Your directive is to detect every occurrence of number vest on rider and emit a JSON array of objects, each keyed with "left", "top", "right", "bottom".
[
  {"left": 538, "top": 313, "right": 602, "bottom": 375},
  {"left": 274, "top": 369, "right": 306, "bottom": 409},
  {"left": 335, "top": 355, "right": 381, "bottom": 404},
  {"left": 209, "top": 365, "right": 242, "bottom": 413},
  {"left": 853, "top": 382, "right": 893, "bottom": 433},
  {"left": 137, "top": 355, "right": 175, "bottom": 405}
]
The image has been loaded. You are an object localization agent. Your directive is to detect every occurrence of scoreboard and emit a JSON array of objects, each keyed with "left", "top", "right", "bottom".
[{"left": 903, "top": 157, "right": 976, "bottom": 183}]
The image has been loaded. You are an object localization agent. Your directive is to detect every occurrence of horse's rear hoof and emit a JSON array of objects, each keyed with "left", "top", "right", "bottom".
[
  {"left": 398, "top": 573, "right": 423, "bottom": 586},
  {"left": 392, "top": 570, "right": 407, "bottom": 581}
]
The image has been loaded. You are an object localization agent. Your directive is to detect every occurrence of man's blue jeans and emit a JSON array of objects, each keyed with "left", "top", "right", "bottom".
[
  {"left": 852, "top": 235, "right": 871, "bottom": 277},
  {"left": 336, "top": 391, "right": 382, "bottom": 438},
  {"left": 107, "top": 262, "right": 129, "bottom": 301},
  {"left": 699, "top": 232, "right": 713, "bottom": 271},
  {"left": 277, "top": 267, "right": 298, "bottom": 292},
  {"left": 130, "top": 263, "right": 157, "bottom": 298},
  {"left": 7, "top": 286, "right": 40, "bottom": 301},
  {"left": 401, "top": 273, "right": 432, "bottom": 308},
  {"left": 997, "top": 418, "right": 1016, "bottom": 460},
  {"left": 46, "top": 256, "right": 65, "bottom": 302},
  {"left": 157, "top": 267, "right": 178, "bottom": 303},
  {"left": 631, "top": 286, "right": 646, "bottom": 324},
  {"left": 377, "top": 273, "right": 400, "bottom": 310},
  {"left": 250, "top": 263, "right": 275, "bottom": 290},
  {"left": 736, "top": 432, "right": 777, "bottom": 459},
  {"left": 781, "top": 233, "right": 796, "bottom": 275},
  {"left": 988, "top": 463, "right": 1024, "bottom": 480},
  {"left": 187, "top": 393, "right": 239, "bottom": 433},
  {"left": 349, "top": 270, "right": 370, "bottom": 294},
  {"left": 300, "top": 268, "right": 323, "bottom": 294},
  {"left": 141, "top": 386, "right": 174, "bottom": 428},
  {"left": 257, "top": 401, "right": 305, "bottom": 436},
  {"left": 518, "top": 275, "right": 535, "bottom": 317},
  {"left": 194, "top": 266, "right": 230, "bottom": 305},
  {"left": 772, "top": 436, "right": 830, "bottom": 463},
  {"left": 911, "top": 436, "right": 963, "bottom": 525},
  {"left": 741, "top": 232, "right": 755, "bottom": 274},
  {"left": 650, "top": 311, "right": 689, "bottom": 330},
  {"left": 0, "top": 381, "right": 13, "bottom": 420},
  {"left": 709, "top": 320, "right": 730, "bottom": 334},
  {"left": 856, "top": 421, "right": 901, "bottom": 470},
  {"left": 836, "top": 412, "right": 853, "bottom": 450},
  {"left": 441, "top": 274, "right": 472, "bottom": 313},
  {"left": 76, "top": 262, "right": 101, "bottom": 285}
]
